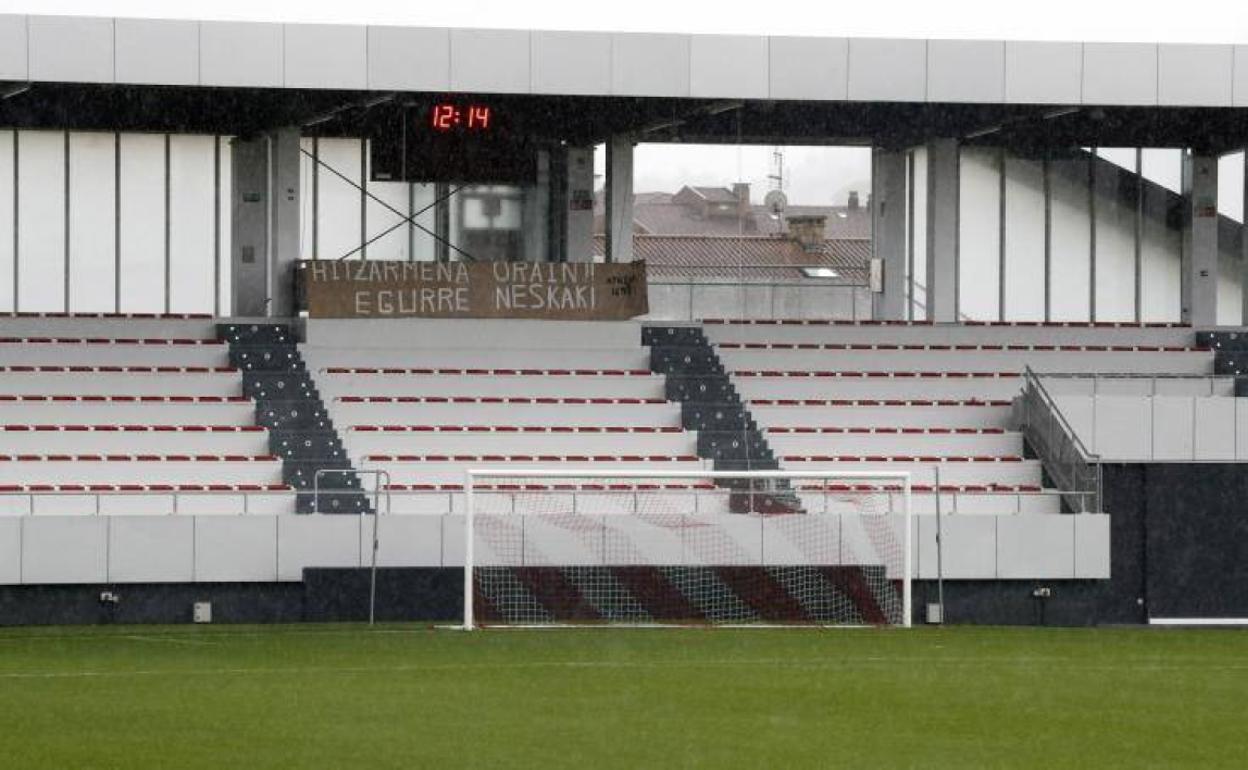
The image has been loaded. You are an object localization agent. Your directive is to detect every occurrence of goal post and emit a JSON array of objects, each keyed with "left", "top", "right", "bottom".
[{"left": 462, "top": 469, "right": 912, "bottom": 629}]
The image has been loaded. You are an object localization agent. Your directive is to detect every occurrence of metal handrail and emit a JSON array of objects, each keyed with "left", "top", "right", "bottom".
[{"left": 1015, "top": 365, "right": 1103, "bottom": 513}]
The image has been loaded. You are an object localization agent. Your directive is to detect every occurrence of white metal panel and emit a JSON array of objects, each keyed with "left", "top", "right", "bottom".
[
  {"left": 21, "top": 517, "right": 108, "bottom": 584},
  {"left": 1004, "top": 41, "right": 1082, "bottom": 105},
  {"left": 169, "top": 135, "right": 216, "bottom": 314},
  {"left": 847, "top": 38, "right": 926, "bottom": 102},
  {"left": 1082, "top": 43, "right": 1158, "bottom": 106},
  {"left": 928, "top": 516, "right": 996, "bottom": 579},
  {"left": 768, "top": 36, "right": 848, "bottom": 100},
  {"left": 200, "top": 21, "right": 283, "bottom": 88},
  {"left": 0, "top": 15, "right": 28, "bottom": 80},
  {"left": 277, "top": 514, "right": 361, "bottom": 580},
  {"left": 0, "top": 131, "right": 10, "bottom": 313},
  {"left": 450, "top": 28, "right": 530, "bottom": 94},
  {"left": 114, "top": 18, "right": 199, "bottom": 86},
  {"left": 1073, "top": 515, "right": 1110, "bottom": 579},
  {"left": 1152, "top": 397, "right": 1195, "bottom": 461},
  {"left": 611, "top": 33, "right": 690, "bottom": 97},
  {"left": 68, "top": 132, "right": 116, "bottom": 312},
  {"left": 1157, "top": 44, "right": 1233, "bottom": 107},
  {"left": 16, "top": 130, "right": 65, "bottom": 312},
  {"left": 108, "top": 516, "right": 194, "bottom": 582},
  {"left": 28, "top": 15, "right": 113, "bottom": 83},
  {"left": 118, "top": 133, "right": 164, "bottom": 313},
  {"left": 374, "top": 515, "right": 443, "bottom": 567},
  {"left": 1235, "top": 46, "right": 1248, "bottom": 107},
  {"left": 689, "top": 35, "right": 768, "bottom": 99},
  {"left": 531, "top": 31, "right": 611, "bottom": 96},
  {"left": 194, "top": 516, "right": 278, "bottom": 582},
  {"left": 1193, "top": 397, "right": 1236, "bottom": 461},
  {"left": 1238, "top": 400, "right": 1248, "bottom": 461},
  {"left": 367, "top": 26, "right": 451, "bottom": 91},
  {"left": 1092, "top": 397, "right": 1152, "bottom": 459},
  {"left": 0, "top": 518, "right": 19, "bottom": 583},
  {"left": 284, "top": 23, "right": 367, "bottom": 90},
  {"left": 996, "top": 515, "right": 1075, "bottom": 579},
  {"left": 927, "top": 40, "right": 1004, "bottom": 103}
]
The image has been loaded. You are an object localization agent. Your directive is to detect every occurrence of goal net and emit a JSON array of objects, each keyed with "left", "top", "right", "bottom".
[{"left": 463, "top": 470, "right": 911, "bottom": 628}]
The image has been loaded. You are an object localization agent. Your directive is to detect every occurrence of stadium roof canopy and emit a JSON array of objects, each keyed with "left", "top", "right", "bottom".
[{"left": 3, "top": 15, "right": 1248, "bottom": 150}]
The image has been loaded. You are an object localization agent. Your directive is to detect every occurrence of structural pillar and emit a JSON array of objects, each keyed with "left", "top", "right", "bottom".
[
  {"left": 925, "top": 138, "right": 960, "bottom": 322},
  {"left": 1181, "top": 151, "right": 1218, "bottom": 326},
  {"left": 231, "top": 127, "right": 301, "bottom": 317},
  {"left": 563, "top": 145, "right": 596, "bottom": 262},
  {"left": 604, "top": 136, "right": 635, "bottom": 264},
  {"left": 873, "top": 148, "right": 907, "bottom": 320}
]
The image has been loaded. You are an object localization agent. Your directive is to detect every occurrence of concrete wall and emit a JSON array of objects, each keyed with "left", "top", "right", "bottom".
[{"left": 0, "top": 511, "right": 1108, "bottom": 585}]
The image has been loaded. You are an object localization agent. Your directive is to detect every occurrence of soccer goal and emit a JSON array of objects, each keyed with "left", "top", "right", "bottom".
[{"left": 462, "top": 469, "right": 911, "bottom": 629}]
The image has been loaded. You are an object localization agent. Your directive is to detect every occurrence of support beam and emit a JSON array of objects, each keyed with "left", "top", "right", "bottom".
[
  {"left": 563, "top": 145, "right": 595, "bottom": 262},
  {"left": 873, "top": 148, "right": 907, "bottom": 320},
  {"left": 925, "top": 138, "right": 959, "bottom": 322},
  {"left": 1241, "top": 151, "right": 1248, "bottom": 326},
  {"left": 1181, "top": 152, "right": 1218, "bottom": 326},
  {"left": 604, "top": 136, "right": 635, "bottom": 264},
  {"left": 231, "top": 128, "right": 301, "bottom": 317}
]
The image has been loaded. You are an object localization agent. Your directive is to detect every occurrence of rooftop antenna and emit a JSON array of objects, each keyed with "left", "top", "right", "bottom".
[{"left": 767, "top": 146, "right": 785, "bottom": 193}]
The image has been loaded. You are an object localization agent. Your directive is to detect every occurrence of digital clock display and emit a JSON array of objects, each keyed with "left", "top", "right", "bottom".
[{"left": 430, "top": 104, "right": 492, "bottom": 131}]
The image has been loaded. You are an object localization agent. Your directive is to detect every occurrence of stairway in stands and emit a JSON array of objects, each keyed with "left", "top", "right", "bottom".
[{"left": 699, "top": 318, "right": 1210, "bottom": 514}]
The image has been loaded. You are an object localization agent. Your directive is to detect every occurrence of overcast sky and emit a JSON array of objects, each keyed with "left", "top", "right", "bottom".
[{"left": 3, "top": 0, "right": 1245, "bottom": 210}]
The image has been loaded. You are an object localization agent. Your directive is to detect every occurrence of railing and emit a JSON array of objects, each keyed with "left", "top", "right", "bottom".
[
  {"left": 643, "top": 264, "right": 870, "bottom": 322},
  {"left": 1033, "top": 372, "right": 1234, "bottom": 398},
  {"left": 1, "top": 486, "right": 1079, "bottom": 516},
  {"left": 1014, "top": 366, "right": 1103, "bottom": 513}
]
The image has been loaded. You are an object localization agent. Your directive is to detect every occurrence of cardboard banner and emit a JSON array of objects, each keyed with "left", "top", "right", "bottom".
[{"left": 304, "top": 260, "right": 648, "bottom": 320}]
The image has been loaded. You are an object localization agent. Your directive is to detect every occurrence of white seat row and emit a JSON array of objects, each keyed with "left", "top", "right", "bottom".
[
  {"left": 0, "top": 428, "right": 269, "bottom": 455},
  {"left": 778, "top": 458, "right": 1043, "bottom": 486},
  {"left": 717, "top": 347, "right": 1211, "bottom": 375},
  {"left": 346, "top": 427, "right": 696, "bottom": 458},
  {"left": 703, "top": 321, "right": 1195, "bottom": 347},
  {"left": 332, "top": 398, "right": 679, "bottom": 427},
  {"left": 302, "top": 346, "right": 650, "bottom": 372},
  {"left": 361, "top": 457, "right": 710, "bottom": 485},
  {"left": 733, "top": 373, "right": 1025, "bottom": 401},
  {"left": 317, "top": 371, "right": 665, "bottom": 399},
  {"left": 0, "top": 315, "right": 218, "bottom": 339},
  {"left": 766, "top": 429, "right": 1023, "bottom": 457},
  {"left": 750, "top": 403, "right": 1013, "bottom": 429},
  {"left": 0, "top": 341, "right": 228, "bottom": 367},
  {"left": 0, "top": 370, "right": 242, "bottom": 397},
  {"left": 0, "top": 398, "right": 255, "bottom": 425},
  {"left": 0, "top": 458, "right": 282, "bottom": 485},
  {"left": 305, "top": 318, "right": 645, "bottom": 351}
]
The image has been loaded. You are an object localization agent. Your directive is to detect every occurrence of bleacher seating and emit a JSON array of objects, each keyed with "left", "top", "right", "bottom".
[
  {"left": 0, "top": 313, "right": 1216, "bottom": 521},
  {"left": 302, "top": 320, "right": 710, "bottom": 512},
  {"left": 0, "top": 314, "right": 292, "bottom": 515},
  {"left": 703, "top": 319, "right": 1214, "bottom": 515}
]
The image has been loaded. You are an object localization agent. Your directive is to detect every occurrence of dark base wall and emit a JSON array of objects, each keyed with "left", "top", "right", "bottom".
[
  {"left": 1105, "top": 463, "right": 1248, "bottom": 620},
  {"left": 0, "top": 569, "right": 463, "bottom": 627},
  {"left": 911, "top": 580, "right": 1114, "bottom": 627},
  {"left": 1, "top": 571, "right": 1107, "bottom": 628}
]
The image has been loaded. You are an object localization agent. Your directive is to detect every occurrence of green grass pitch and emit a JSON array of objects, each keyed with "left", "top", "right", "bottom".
[{"left": 1, "top": 624, "right": 1244, "bottom": 768}]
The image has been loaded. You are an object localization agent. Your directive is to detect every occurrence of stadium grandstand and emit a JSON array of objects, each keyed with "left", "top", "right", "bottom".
[{"left": 0, "top": 11, "right": 1246, "bottom": 634}]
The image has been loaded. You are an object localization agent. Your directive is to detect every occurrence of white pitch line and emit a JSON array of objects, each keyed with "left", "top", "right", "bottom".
[{"left": 4, "top": 658, "right": 1248, "bottom": 681}]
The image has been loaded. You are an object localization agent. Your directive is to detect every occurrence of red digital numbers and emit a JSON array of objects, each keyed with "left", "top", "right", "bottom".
[
  {"left": 467, "top": 106, "right": 491, "bottom": 129},
  {"left": 430, "top": 104, "right": 491, "bottom": 131}
]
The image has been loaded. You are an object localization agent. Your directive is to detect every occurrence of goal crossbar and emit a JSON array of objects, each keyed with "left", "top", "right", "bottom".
[{"left": 463, "top": 468, "right": 912, "bottom": 630}]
